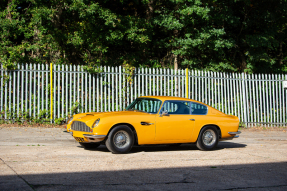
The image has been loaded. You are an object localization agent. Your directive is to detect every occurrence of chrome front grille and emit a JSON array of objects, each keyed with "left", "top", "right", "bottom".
[{"left": 71, "top": 121, "right": 90, "bottom": 132}]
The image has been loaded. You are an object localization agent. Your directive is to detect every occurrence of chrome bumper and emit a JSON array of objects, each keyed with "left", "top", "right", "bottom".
[
  {"left": 228, "top": 131, "right": 241, "bottom": 135},
  {"left": 83, "top": 134, "right": 106, "bottom": 143},
  {"left": 64, "top": 131, "right": 106, "bottom": 143},
  {"left": 219, "top": 131, "right": 241, "bottom": 141}
]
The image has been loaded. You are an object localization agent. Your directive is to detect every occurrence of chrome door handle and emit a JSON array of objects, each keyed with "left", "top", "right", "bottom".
[
  {"left": 141, "top": 122, "right": 154, "bottom": 126},
  {"left": 189, "top": 119, "right": 195, "bottom": 121}
]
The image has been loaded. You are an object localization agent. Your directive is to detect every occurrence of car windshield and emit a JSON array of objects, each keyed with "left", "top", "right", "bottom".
[{"left": 126, "top": 98, "right": 162, "bottom": 114}]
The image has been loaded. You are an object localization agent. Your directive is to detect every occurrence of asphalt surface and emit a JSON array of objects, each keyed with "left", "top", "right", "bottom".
[{"left": 0, "top": 126, "right": 287, "bottom": 191}]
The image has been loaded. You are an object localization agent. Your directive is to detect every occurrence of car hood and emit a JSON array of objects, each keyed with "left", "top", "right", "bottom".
[{"left": 73, "top": 111, "right": 153, "bottom": 127}]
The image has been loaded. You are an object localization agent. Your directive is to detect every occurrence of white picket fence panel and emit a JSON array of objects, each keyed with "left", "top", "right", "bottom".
[{"left": 0, "top": 64, "right": 286, "bottom": 127}]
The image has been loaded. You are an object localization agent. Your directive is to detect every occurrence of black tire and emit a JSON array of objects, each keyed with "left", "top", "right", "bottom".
[
  {"left": 196, "top": 126, "right": 219, "bottom": 151},
  {"left": 79, "top": 142, "right": 100, "bottom": 149},
  {"left": 105, "top": 125, "right": 134, "bottom": 154}
]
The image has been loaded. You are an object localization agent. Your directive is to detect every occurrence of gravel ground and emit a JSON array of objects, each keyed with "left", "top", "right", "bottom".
[{"left": 0, "top": 126, "right": 287, "bottom": 191}]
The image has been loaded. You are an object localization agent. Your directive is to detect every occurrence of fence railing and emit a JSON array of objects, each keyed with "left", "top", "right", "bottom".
[{"left": 0, "top": 63, "right": 286, "bottom": 127}]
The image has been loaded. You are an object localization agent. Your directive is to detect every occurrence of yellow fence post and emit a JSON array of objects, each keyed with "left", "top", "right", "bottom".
[
  {"left": 185, "top": 68, "right": 188, "bottom": 98},
  {"left": 50, "top": 63, "right": 53, "bottom": 121}
]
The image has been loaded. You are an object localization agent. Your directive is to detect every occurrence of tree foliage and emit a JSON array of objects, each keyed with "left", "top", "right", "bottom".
[{"left": 0, "top": 0, "right": 286, "bottom": 73}]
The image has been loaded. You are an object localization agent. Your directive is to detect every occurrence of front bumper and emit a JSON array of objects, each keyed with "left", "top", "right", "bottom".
[
  {"left": 83, "top": 134, "right": 106, "bottom": 143},
  {"left": 64, "top": 131, "right": 106, "bottom": 143}
]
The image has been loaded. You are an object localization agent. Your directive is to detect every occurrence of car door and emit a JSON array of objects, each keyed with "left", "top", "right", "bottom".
[
  {"left": 155, "top": 101, "right": 194, "bottom": 141},
  {"left": 189, "top": 102, "right": 209, "bottom": 130}
]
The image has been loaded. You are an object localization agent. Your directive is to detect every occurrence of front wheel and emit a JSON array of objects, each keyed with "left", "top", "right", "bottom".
[
  {"left": 105, "top": 125, "right": 134, "bottom": 154},
  {"left": 196, "top": 126, "right": 219, "bottom": 151}
]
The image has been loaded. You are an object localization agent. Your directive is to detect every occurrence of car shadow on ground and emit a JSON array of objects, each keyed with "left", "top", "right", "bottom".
[
  {"left": 79, "top": 142, "right": 247, "bottom": 153},
  {"left": 1, "top": 162, "right": 286, "bottom": 190}
]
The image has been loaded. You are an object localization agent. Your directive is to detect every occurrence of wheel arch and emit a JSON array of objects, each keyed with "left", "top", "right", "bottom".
[
  {"left": 197, "top": 124, "right": 222, "bottom": 141},
  {"left": 107, "top": 123, "right": 139, "bottom": 145}
]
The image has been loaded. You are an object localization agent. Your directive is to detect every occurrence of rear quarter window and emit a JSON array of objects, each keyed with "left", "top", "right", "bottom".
[{"left": 191, "top": 102, "right": 207, "bottom": 115}]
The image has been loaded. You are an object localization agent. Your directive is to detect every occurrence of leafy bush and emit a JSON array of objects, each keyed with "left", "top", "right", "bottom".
[
  {"left": 54, "top": 118, "right": 64, "bottom": 125},
  {"left": 38, "top": 110, "right": 49, "bottom": 119},
  {"left": 71, "top": 102, "right": 81, "bottom": 114}
]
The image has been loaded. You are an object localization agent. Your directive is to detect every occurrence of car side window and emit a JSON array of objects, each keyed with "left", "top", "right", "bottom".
[
  {"left": 161, "top": 101, "right": 191, "bottom": 115},
  {"left": 191, "top": 102, "right": 207, "bottom": 115},
  {"left": 132, "top": 99, "right": 162, "bottom": 113}
]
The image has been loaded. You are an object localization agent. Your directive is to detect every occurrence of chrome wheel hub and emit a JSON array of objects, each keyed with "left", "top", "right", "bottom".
[
  {"left": 113, "top": 130, "right": 130, "bottom": 149},
  {"left": 202, "top": 129, "right": 216, "bottom": 146}
]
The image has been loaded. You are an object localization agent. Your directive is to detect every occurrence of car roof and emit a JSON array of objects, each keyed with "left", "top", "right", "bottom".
[{"left": 138, "top": 96, "right": 205, "bottom": 105}]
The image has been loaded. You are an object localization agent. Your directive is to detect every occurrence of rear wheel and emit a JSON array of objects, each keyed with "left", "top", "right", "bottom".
[
  {"left": 196, "top": 126, "right": 219, "bottom": 151},
  {"left": 79, "top": 142, "right": 100, "bottom": 149},
  {"left": 105, "top": 125, "right": 134, "bottom": 154}
]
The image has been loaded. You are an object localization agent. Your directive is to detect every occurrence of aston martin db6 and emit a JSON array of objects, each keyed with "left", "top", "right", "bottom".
[{"left": 65, "top": 96, "right": 240, "bottom": 154}]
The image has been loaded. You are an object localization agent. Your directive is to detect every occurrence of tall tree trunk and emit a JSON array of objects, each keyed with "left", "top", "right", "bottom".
[
  {"left": 239, "top": 51, "right": 247, "bottom": 72},
  {"left": 278, "top": 41, "right": 283, "bottom": 65},
  {"left": 6, "top": 0, "right": 12, "bottom": 20},
  {"left": 174, "top": 54, "right": 178, "bottom": 70},
  {"left": 173, "top": 28, "right": 179, "bottom": 70},
  {"left": 174, "top": 53, "right": 178, "bottom": 96},
  {"left": 146, "top": 1, "right": 154, "bottom": 20}
]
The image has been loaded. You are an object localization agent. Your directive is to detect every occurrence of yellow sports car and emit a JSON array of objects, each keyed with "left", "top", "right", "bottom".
[{"left": 65, "top": 96, "right": 240, "bottom": 154}]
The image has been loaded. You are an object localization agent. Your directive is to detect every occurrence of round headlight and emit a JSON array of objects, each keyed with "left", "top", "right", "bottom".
[{"left": 92, "top": 118, "right": 100, "bottom": 128}]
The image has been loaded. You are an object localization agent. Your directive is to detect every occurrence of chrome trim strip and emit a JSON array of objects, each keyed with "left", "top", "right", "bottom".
[{"left": 228, "top": 131, "right": 241, "bottom": 135}]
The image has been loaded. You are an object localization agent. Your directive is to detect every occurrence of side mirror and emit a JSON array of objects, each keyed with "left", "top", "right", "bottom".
[{"left": 160, "top": 111, "right": 169, "bottom": 117}]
